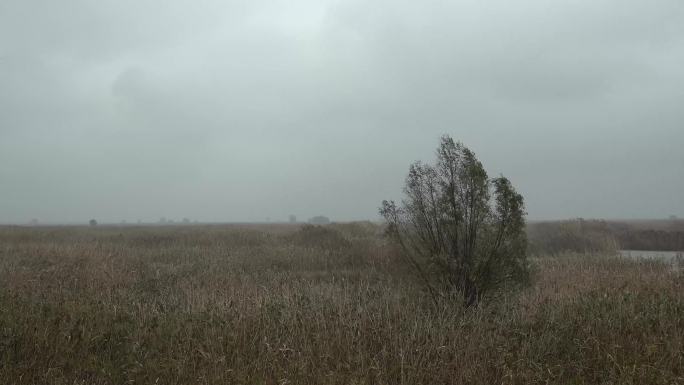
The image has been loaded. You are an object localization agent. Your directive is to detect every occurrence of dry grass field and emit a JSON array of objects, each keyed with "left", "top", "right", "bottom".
[{"left": 0, "top": 223, "right": 682, "bottom": 384}]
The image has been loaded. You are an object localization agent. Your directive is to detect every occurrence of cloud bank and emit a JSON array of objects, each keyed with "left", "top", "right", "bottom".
[{"left": 1, "top": 0, "right": 683, "bottom": 223}]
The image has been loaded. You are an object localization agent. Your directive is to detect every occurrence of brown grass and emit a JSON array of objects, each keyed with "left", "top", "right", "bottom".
[{"left": 0, "top": 224, "right": 682, "bottom": 384}]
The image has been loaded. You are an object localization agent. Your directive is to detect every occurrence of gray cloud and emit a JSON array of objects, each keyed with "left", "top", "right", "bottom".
[{"left": 1, "top": 0, "right": 683, "bottom": 223}]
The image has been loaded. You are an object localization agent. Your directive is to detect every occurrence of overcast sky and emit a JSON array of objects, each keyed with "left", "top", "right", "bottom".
[{"left": 1, "top": 0, "right": 683, "bottom": 224}]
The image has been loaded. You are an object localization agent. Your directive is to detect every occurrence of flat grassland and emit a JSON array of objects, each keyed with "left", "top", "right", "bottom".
[{"left": 0, "top": 224, "right": 682, "bottom": 384}]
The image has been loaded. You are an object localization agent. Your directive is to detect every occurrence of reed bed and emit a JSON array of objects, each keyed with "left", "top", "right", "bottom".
[{"left": 0, "top": 224, "right": 681, "bottom": 384}]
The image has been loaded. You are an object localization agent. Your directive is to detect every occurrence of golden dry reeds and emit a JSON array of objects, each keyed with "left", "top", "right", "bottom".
[{"left": 0, "top": 224, "right": 681, "bottom": 384}]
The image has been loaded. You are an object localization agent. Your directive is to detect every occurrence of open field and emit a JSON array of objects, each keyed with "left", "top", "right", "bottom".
[{"left": 1, "top": 224, "right": 683, "bottom": 384}]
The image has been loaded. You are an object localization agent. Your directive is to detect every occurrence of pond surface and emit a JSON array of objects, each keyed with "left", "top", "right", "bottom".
[{"left": 619, "top": 250, "right": 683, "bottom": 262}]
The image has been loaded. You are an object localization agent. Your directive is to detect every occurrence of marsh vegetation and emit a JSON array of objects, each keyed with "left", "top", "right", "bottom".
[{"left": 0, "top": 223, "right": 682, "bottom": 384}]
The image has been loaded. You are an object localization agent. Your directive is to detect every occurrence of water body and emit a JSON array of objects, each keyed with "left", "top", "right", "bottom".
[{"left": 619, "top": 250, "right": 683, "bottom": 263}]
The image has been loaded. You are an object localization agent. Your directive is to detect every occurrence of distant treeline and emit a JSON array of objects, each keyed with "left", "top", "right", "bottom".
[
  {"left": 615, "top": 229, "right": 684, "bottom": 251},
  {"left": 528, "top": 219, "right": 684, "bottom": 254}
]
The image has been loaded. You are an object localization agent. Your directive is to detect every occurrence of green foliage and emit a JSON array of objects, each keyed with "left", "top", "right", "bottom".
[{"left": 380, "top": 136, "right": 529, "bottom": 306}]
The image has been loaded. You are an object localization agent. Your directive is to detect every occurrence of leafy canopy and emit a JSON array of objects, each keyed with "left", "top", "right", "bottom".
[{"left": 380, "top": 135, "right": 528, "bottom": 306}]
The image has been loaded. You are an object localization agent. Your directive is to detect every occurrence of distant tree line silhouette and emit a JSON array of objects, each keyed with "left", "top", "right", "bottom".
[{"left": 528, "top": 219, "right": 684, "bottom": 253}]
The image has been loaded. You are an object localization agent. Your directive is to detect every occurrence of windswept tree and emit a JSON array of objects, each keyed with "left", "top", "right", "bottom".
[{"left": 380, "top": 135, "right": 529, "bottom": 307}]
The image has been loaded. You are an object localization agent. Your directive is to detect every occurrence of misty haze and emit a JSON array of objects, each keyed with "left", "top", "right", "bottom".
[
  {"left": 2, "top": 0, "right": 683, "bottom": 224},
  {"left": 0, "top": 0, "right": 682, "bottom": 384}
]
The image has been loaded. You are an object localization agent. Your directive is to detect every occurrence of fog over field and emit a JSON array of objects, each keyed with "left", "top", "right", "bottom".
[{"left": 1, "top": 0, "right": 683, "bottom": 223}]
